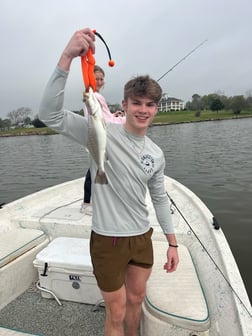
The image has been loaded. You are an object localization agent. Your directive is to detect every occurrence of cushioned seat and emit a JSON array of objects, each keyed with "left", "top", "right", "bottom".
[
  {"left": 144, "top": 241, "right": 210, "bottom": 332},
  {"left": 0, "top": 228, "right": 46, "bottom": 268}
]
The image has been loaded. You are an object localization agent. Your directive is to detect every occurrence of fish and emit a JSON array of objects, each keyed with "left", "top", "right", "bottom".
[{"left": 83, "top": 88, "right": 108, "bottom": 184}]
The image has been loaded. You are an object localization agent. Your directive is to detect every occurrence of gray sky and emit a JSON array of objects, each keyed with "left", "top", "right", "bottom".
[{"left": 0, "top": 0, "right": 251, "bottom": 119}]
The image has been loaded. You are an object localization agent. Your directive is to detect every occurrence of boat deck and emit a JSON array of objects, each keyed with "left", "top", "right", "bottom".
[
  {"left": 1, "top": 177, "right": 251, "bottom": 336},
  {"left": 0, "top": 284, "right": 105, "bottom": 336}
]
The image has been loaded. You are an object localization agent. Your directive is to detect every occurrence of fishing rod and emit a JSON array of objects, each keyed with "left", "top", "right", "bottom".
[
  {"left": 167, "top": 192, "right": 252, "bottom": 318},
  {"left": 157, "top": 39, "right": 208, "bottom": 82}
]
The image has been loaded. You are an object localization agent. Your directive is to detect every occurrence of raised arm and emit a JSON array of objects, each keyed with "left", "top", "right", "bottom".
[{"left": 38, "top": 28, "right": 96, "bottom": 146}]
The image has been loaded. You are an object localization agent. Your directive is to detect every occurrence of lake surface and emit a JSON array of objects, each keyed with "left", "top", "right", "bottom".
[{"left": 0, "top": 118, "right": 251, "bottom": 302}]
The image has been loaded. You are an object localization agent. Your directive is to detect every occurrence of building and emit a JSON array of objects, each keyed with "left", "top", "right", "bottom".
[{"left": 159, "top": 94, "right": 184, "bottom": 112}]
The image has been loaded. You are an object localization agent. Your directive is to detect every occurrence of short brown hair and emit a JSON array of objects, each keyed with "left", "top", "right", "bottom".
[{"left": 124, "top": 75, "right": 162, "bottom": 103}]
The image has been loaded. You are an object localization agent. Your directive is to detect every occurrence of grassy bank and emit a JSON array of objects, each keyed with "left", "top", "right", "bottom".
[
  {"left": 0, "top": 127, "right": 57, "bottom": 137},
  {"left": 1, "top": 109, "right": 252, "bottom": 136},
  {"left": 153, "top": 109, "right": 252, "bottom": 124}
]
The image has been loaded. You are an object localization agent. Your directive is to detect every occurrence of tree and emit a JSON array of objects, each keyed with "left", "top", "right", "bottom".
[
  {"left": 200, "top": 93, "right": 228, "bottom": 111},
  {"left": 210, "top": 98, "right": 224, "bottom": 113},
  {"left": 7, "top": 107, "right": 33, "bottom": 125},
  {"left": 245, "top": 90, "right": 252, "bottom": 109},
  {"left": 0, "top": 118, "right": 11, "bottom": 130},
  {"left": 184, "top": 100, "right": 191, "bottom": 110},
  {"left": 191, "top": 94, "right": 202, "bottom": 111},
  {"left": 230, "top": 95, "right": 246, "bottom": 114},
  {"left": 107, "top": 103, "right": 122, "bottom": 113},
  {"left": 32, "top": 117, "right": 46, "bottom": 128},
  {"left": 24, "top": 117, "right": 32, "bottom": 125}
]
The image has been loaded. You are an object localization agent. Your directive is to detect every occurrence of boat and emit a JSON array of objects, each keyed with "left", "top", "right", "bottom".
[{"left": 0, "top": 176, "right": 251, "bottom": 336}]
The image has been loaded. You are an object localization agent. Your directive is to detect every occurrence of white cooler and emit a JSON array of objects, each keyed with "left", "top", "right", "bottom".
[{"left": 33, "top": 237, "right": 102, "bottom": 305}]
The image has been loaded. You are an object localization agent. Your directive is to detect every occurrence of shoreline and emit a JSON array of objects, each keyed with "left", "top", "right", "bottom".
[
  {"left": 0, "top": 115, "right": 251, "bottom": 137},
  {"left": 151, "top": 114, "right": 252, "bottom": 126}
]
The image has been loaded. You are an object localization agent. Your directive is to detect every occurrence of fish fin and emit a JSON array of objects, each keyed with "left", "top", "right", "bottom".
[{"left": 95, "top": 170, "right": 108, "bottom": 184}]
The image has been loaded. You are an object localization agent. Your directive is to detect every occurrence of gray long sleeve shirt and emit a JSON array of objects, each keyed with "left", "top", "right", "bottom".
[{"left": 39, "top": 66, "right": 174, "bottom": 237}]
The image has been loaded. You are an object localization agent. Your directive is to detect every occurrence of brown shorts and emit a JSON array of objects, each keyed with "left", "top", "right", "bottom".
[{"left": 90, "top": 228, "right": 153, "bottom": 292}]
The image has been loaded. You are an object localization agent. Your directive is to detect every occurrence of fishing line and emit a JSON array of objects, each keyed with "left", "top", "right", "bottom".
[
  {"left": 94, "top": 31, "right": 115, "bottom": 67},
  {"left": 157, "top": 39, "right": 208, "bottom": 82},
  {"left": 167, "top": 192, "right": 252, "bottom": 318}
]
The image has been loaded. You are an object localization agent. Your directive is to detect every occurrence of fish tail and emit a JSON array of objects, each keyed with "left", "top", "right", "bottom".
[{"left": 95, "top": 170, "right": 108, "bottom": 184}]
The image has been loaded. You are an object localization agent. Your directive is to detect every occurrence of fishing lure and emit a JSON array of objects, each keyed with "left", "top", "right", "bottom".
[{"left": 81, "top": 30, "right": 115, "bottom": 92}]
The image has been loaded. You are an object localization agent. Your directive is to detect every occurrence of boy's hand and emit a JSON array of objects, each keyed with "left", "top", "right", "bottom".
[{"left": 58, "top": 28, "right": 96, "bottom": 71}]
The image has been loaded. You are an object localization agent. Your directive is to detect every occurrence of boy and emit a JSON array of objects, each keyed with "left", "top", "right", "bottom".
[{"left": 39, "top": 28, "right": 179, "bottom": 336}]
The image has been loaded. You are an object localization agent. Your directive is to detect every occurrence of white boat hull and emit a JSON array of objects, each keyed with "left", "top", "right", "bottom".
[{"left": 0, "top": 176, "right": 251, "bottom": 335}]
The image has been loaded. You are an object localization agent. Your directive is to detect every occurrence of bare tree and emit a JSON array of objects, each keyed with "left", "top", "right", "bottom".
[{"left": 7, "top": 107, "right": 33, "bottom": 125}]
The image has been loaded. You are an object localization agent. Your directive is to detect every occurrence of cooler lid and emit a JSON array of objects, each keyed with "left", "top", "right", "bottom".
[{"left": 34, "top": 237, "right": 92, "bottom": 270}]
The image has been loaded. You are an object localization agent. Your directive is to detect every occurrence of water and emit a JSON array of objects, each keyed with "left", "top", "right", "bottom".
[
  {"left": 0, "top": 118, "right": 251, "bottom": 301},
  {"left": 0, "top": 135, "right": 89, "bottom": 203}
]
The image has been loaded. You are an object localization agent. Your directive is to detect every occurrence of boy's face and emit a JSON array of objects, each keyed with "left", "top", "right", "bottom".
[{"left": 122, "top": 96, "right": 158, "bottom": 135}]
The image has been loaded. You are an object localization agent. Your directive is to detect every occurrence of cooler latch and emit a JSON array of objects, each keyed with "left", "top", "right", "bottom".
[{"left": 41, "top": 262, "right": 48, "bottom": 277}]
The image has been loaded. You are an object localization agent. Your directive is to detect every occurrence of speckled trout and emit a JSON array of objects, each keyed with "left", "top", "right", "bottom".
[{"left": 83, "top": 88, "right": 108, "bottom": 184}]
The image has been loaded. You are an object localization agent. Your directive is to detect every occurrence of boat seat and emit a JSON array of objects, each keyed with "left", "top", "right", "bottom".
[
  {"left": 144, "top": 240, "right": 210, "bottom": 332},
  {"left": 0, "top": 227, "right": 47, "bottom": 268}
]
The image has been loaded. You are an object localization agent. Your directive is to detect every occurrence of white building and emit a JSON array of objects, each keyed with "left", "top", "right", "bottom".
[{"left": 159, "top": 94, "right": 184, "bottom": 112}]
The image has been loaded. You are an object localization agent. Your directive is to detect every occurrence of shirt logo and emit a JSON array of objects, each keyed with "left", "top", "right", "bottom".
[{"left": 140, "top": 154, "right": 154, "bottom": 175}]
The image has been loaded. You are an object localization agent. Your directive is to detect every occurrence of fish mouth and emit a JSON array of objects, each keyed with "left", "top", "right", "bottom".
[{"left": 82, "top": 91, "right": 89, "bottom": 103}]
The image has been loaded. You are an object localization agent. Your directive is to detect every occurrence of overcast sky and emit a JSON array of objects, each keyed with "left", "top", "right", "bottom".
[{"left": 0, "top": 0, "right": 251, "bottom": 118}]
